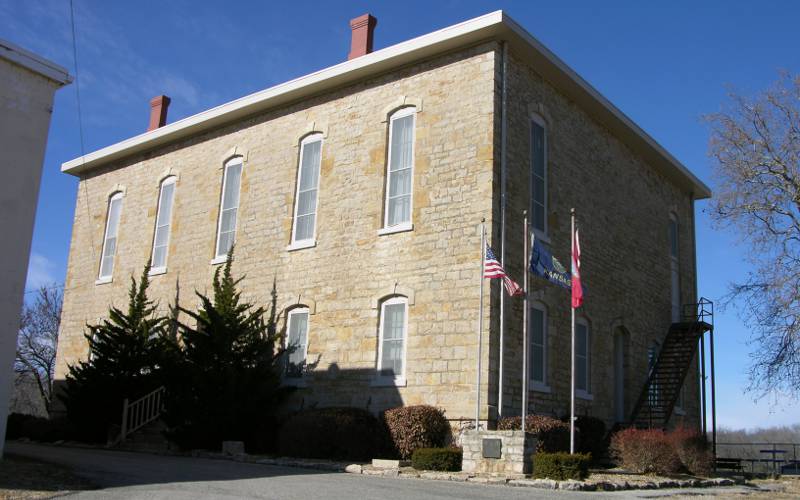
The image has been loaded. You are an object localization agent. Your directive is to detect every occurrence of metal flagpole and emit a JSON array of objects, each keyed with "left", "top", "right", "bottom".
[
  {"left": 570, "top": 208, "right": 576, "bottom": 454},
  {"left": 522, "top": 211, "right": 529, "bottom": 434},
  {"left": 475, "top": 219, "right": 486, "bottom": 430}
]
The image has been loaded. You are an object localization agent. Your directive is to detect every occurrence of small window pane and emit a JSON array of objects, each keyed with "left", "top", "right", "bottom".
[
  {"left": 286, "top": 311, "right": 308, "bottom": 378},
  {"left": 380, "top": 302, "right": 406, "bottom": 377},
  {"left": 530, "top": 307, "right": 545, "bottom": 383},
  {"left": 292, "top": 137, "right": 322, "bottom": 243},
  {"left": 99, "top": 196, "right": 123, "bottom": 278},
  {"left": 295, "top": 214, "right": 315, "bottom": 241},
  {"left": 385, "top": 111, "right": 414, "bottom": 227},
  {"left": 531, "top": 120, "right": 546, "bottom": 233},
  {"left": 222, "top": 164, "right": 242, "bottom": 210},
  {"left": 669, "top": 218, "right": 679, "bottom": 258}
]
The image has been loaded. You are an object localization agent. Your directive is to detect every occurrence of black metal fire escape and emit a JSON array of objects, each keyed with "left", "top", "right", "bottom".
[{"left": 629, "top": 298, "right": 714, "bottom": 433}]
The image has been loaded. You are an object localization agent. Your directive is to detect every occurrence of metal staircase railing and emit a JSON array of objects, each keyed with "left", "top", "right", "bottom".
[
  {"left": 119, "top": 386, "right": 165, "bottom": 443},
  {"left": 629, "top": 299, "right": 713, "bottom": 429}
]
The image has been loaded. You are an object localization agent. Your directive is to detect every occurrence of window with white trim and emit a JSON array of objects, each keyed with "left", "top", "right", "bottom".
[
  {"left": 530, "top": 115, "right": 547, "bottom": 235},
  {"left": 576, "top": 319, "right": 591, "bottom": 396},
  {"left": 215, "top": 157, "right": 243, "bottom": 259},
  {"left": 151, "top": 177, "right": 176, "bottom": 271},
  {"left": 529, "top": 302, "right": 548, "bottom": 388},
  {"left": 285, "top": 307, "right": 309, "bottom": 378},
  {"left": 383, "top": 107, "right": 416, "bottom": 229},
  {"left": 98, "top": 192, "right": 123, "bottom": 280},
  {"left": 669, "top": 214, "right": 680, "bottom": 322},
  {"left": 291, "top": 134, "right": 322, "bottom": 245},
  {"left": 377, "top": 296, "right": 408, "bottom": 382}
]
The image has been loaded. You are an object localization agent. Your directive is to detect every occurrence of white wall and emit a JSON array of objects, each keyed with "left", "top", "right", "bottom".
[{"left": 0, "top": 53, "right": 68, "bottom": 456}]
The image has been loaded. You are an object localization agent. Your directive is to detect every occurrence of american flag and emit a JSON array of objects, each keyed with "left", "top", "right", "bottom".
[{"left": 484, "top": 245, "right": 524, "bottom": 297}]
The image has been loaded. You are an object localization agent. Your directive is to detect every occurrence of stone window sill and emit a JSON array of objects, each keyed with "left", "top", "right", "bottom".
[
  {"left": 530, "top": 382, "right": 551, "bottom": 393},
  {"left": 371, "top": 376, "right": 407, "bottom": 387},
  {"left": 287, "top": 239, "right": 316, "bottom": 252},
  {"left": 148, "top": 266, "right": 167, "bottom": 276},
  {"left": 282, "top": 377, "right": 308, "bottom": 388},
  {"left": 378, "top": 222, "right": 413, "bottom": 236},
  {"left": 95, "top": 277, "right": 113, "bottom": 286},
  {"left": 210, "top": 255, "right": 228, "bottom": 266},
  {"left": 576, "top": 390, "right": 593, "bottom": 401}
]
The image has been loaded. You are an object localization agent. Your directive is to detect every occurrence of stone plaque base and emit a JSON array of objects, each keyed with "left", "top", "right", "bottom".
[{"left": 461, "top": 430, "right": 537, "bottom": 474}]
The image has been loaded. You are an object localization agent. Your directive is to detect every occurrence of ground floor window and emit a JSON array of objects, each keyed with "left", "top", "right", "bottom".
[
  {"left": 286, "top": 307, "right": 309, "bottom": 378},
  {"left": 377, "top": 296, "right": 408, "bottom": 384}
]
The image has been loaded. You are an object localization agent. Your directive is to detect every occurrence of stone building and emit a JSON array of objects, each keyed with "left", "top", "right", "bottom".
[
  {"left": 1, "top": 39, "right": 71, "bottom": 453},
  {"left": 53, "top": 11, "right": 711, "bottom": 430}
]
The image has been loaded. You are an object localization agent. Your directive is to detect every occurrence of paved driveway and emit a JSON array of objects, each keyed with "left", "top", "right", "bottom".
[{"left": 5, "top": 442, "right": 760, "bottom": 499}]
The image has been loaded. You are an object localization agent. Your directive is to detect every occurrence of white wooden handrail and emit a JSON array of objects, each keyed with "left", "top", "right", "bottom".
[{"left": 120, "top": 386, "right": 165, "bottom": 442}]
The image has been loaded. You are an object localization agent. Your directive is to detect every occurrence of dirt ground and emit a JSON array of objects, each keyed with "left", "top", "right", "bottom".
[
  {"left": 675, "top": 477, "right": 800, "bottom": 498},
  {"left": 0, "top": 454, "right": 95, "bottom": 499}
]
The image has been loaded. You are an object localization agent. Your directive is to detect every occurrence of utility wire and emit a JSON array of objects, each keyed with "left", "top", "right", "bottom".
[{"left": 69, "top": 0, "right": 97, "bottom": 262}]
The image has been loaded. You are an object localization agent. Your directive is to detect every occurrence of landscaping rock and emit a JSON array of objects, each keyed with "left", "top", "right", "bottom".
[
  {"left": 221, "top": 441, "right": 245, "bottom": 456},
  {"left": 345, "top": 464, "right": 362, "bottom": 474}
]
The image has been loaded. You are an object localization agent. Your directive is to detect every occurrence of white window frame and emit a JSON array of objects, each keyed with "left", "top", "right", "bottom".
[
  {"left": 575, "top": 318, "right": 592, "bottom": 400},
  {"left": 97, "top": 192, "right": 124, "bottom": 283},
  {"left": 149, "top": 176, "right": 176, "bottom": 275},
  {"left": 284, "top": 307, "right": 310, "bottom": 384},
  {"left": 379, "top": 106, "right": 416, "bottom": 235},
  {"left": 212, "top": 156, "right": 243, "bottom": 264},
  {"left": 288, "top": 134, "right": 323, "bottom": 250},
  {"left": 374, "top": 296, "right": 408, "bottom": 386},
  {"left": 530, "top": 114, "right": 548, "bottom": 239},
  {"left": 529, "top": 301, "right": 550, "bottom": 392}
]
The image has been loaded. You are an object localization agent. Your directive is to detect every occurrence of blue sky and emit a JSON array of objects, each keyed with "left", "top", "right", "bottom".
[{"left": 3, "top": 0, "right": 799, "bottom": 430}]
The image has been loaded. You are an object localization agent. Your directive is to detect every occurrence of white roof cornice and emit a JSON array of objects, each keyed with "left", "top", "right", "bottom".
[{"left": 61, "top": 10, "right": 710, "bottom": 199}]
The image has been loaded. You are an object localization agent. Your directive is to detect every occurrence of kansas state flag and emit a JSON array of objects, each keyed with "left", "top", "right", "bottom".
[{"left": 529, "top": 233, "right": 571, "bottom": 289}]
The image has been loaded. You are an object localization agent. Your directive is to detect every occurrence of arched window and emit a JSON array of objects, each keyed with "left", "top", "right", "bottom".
[
  {"left": 285, "top": 306, "right": 310, "bottom": 378},
  {"left": 98, "top": 192, "right": 124, "bottom": 280},
  {"left": 214, "top": 156, "right": 243, "bottom": 260},
  {"left": 530, "top": 114, "right": 548, "bottom": 235},
  {"left": 575, "top": 317, "right": 591, "bottom": 398},
  {"left": 291, "top": 133, "right": 323, "bottom": 247},
  {"left": 377, "top": 295, "right": 408, "bottom": 385},
  {"left": 529, "top": 301, "right": 549, "bottom": 390},
  {"left": 150, "top": 176, "right": 176, "bottom": 272},
  {"left": 383, "top": 107, "right": 416, "bottom": 231},
  {"left": 669, "top": 213, "right": 680, "bottom": 322}
]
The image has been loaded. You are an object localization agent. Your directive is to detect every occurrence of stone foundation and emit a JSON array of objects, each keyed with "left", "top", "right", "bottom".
[{"left": 461, "top": 430, "right": 536, "bottom": 474}]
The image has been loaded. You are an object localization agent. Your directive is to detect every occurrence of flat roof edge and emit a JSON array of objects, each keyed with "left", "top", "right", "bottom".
[{"left": 0, "top": 38, "right": 72, "bottom": 85}]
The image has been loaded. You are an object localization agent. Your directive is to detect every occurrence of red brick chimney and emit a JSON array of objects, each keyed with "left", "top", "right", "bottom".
[
  {"left": 348, "top": 14, "right": 377, "bottom": 60},
  {"left": 147, "top": 95, "right": 171, "bottom": 131}
]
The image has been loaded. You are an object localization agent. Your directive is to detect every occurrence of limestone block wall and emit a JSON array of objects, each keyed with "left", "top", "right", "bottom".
[
  {"left": 493, "top": 49, "right": 701, "bottom": 428},
  {"left": 54, "top": 43, "right": 498, "bottom": 422},
  {"left": 461, "top": 430, "right": 535, "bottom": 474}
]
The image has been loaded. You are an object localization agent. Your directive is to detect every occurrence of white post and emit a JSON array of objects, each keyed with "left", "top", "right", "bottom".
[
  {"left": 522, "top": 211, "right": 529, "bottom": 434},
  {"left": 476, "top": 219, "right": 486, "bottom": 430},
  {"left": 570, "top": 208, "right": 576, "bottom": 454}
]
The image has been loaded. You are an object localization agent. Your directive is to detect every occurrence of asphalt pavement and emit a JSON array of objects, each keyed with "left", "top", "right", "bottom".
[{"left": 4, "top": 441, "right": 762, "bottom": 499}]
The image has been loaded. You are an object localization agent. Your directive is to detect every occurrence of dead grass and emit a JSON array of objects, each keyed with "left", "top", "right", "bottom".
[{"left": 0, "top": 454, "right": 95, "bottom": 499}]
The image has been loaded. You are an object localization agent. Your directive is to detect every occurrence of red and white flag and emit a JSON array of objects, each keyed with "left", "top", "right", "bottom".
[{"left": 571, "top": 228, "right": 583, "bottom": 308}]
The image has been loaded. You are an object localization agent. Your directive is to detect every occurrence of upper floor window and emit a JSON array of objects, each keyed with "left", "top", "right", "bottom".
[
  {"left": 529, "top": 302, "right": 548, "bottom": 389},
  {"left": 151, "top": 177, "right": 176, "bottom": 271},
  {"left": 377, "top": 296, "right": 408, "bottom": 384},
  {"left": 669, "top": 214, "right": 680, "bottom": 322},
  {"left": 215, "top": 157, "right": 243, "bottom": 259},
  {"left": 576, "top": 318, "right": 591, "bottom": 397},
  {"left": 384, "top": 107, "right": 416, "bottom": 230},
  {"left": 530, "top": 115, "right": 547, "bottom": 235},
  {"left": 291, "top": 134, "right": 323, "bottom": 246},
  {"left": 98, "top": 192, "right": 123, "bottom": 280},
  {"left": 285, "top": 307, "right": 310, "bottom": 378}
]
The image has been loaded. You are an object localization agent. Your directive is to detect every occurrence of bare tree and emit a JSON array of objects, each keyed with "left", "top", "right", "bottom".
[
  {"left": 706, "top": 73, "right": 800, "bottom": 397},
  {"left": 15, "top": 286, "right": 62, "bottom": 410}
]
